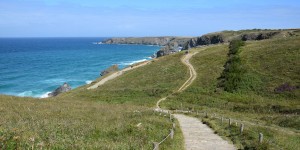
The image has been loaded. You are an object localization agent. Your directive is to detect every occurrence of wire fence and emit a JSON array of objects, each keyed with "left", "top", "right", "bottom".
[
  {"left": 152, "top": 111, "right": 175, "bottom": 150},
  {"left": 152, "top": 107, "right": 299, "bottom": 149},
  {"left": 172, "top": 109, "right": 295, "bottom": 150}
]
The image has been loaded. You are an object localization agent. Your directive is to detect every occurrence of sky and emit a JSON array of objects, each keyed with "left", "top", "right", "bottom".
[{"left": 0, "top": 0, "right": 299, "bottom": 37}]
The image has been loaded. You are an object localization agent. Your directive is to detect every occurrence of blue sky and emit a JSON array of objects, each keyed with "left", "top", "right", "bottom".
[{"left": 0, "top": 0, "right": 299, "bottom": 37}]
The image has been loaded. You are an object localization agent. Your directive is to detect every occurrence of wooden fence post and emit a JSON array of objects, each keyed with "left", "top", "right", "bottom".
[
  {"left": 170, "top": 129, "right": 174, "bottom": 139},
  {"left": 153, "top": 142, "right": 159, "bottom": 150},
  {"left": 205, "top": 112, "right": 208, "bottom": 118},
  {"left": 240, "top": 124, "right": 244, "bottom": 134},
  {"left": 229, "top": 118, "right": 232, "bottom": 126},
  {"left": 221, "top": 117, "right": 224, "bottom": 124},
  {"left": 235, "top": 122, "right": 238, "bottom": 126},
  {"left": 259, "top": 133, "right": 263, "bottom": 143}
]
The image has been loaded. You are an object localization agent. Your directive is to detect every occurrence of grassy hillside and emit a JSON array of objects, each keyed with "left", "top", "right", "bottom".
[
  {"left": 0, "top": 53, "right": 188, "bottom": 149},
  {"left": 207, "top": 29, "right": 300, "bottom": 42},
  {"left": 57, "top": 53, "right": 188, "bottom": 106},
  {"left": 1, "top": 30, "right": 299, "bottom": 149},
  {"left": 162, "top": 36, "right": 300, "bottom": 149}
]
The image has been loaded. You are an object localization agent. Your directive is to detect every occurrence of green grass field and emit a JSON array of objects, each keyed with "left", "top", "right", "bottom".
[
  {"left": 58, "top": 53, "right": 188, "bottom": 106},
  {"left": 161, "top": 36, "right": 300, "bottom": 149}
]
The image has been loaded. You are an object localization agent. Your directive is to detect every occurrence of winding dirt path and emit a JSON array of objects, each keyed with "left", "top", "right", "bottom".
[
  {"left": 87, "top": 61, "right": 150, "bottom": 90},
  {"left": 156, "top": 50, "right": 236, "bottom": 150},
  {"left": 155, "top": 52, "right": 198, "bottom": 109}
]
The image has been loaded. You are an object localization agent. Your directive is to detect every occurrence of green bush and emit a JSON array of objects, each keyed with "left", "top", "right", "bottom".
[{"left": 218, "top": 39, "right": 246, "bottom": 92}]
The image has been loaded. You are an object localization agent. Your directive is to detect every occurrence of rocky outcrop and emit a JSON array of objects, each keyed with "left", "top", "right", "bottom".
[
  {"left": 100, "top": 64, "right": 119, "bottom": 76},
  {"left": 182, "top": 30, "right": 289, "bottom": 50},
  {"left": 48, "top": 83, "right": 71, "bottom": 97},
  {"left": 241, "top": 32, "right": 280, "bottom": 41},
  {"left": 183, "top": 34, "right": 225, "bottom": 50}
]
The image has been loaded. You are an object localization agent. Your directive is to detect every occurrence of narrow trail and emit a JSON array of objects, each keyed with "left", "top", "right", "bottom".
[
  {"left": 155, "top": 52, "right": 198, "bottom": 109},
  {"left": 87, "top": 61, "right": 150, "bottom": 90},
  {"left": 156, "top": 50, "right": 236, "bottom": 150}
]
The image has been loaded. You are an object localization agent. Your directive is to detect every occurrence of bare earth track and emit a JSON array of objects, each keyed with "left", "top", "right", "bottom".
[
  {"left": 157, "top": 50, "right": 236, "bottom": 150},
  {"left": 88, "top": 61, "right": 150, "bottom": 90}
]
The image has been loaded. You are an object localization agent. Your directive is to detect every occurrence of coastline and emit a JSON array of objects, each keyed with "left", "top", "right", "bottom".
[
  {"left": 0, "top": 58, "right": 154, "bottom": 99},
  {"left": 0, "top": 38, "right": 160, "bottom": 98},
  {"left": 41, "top": 57, "right": 154, "bottom": 98}
]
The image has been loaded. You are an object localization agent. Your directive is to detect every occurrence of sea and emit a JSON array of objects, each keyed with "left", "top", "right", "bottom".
[{"left": 0, "top": 38, "right": 159, "bottom": 98}]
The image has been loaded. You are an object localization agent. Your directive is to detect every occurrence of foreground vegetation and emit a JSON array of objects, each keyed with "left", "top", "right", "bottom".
[
  {"left": 0, "top": 53, "right": 188, "bottom": 149},
  {"left": 162, "top": 36, "right": 300, "bottom": 149}
]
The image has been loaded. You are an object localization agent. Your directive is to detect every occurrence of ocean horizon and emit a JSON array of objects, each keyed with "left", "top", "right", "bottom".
[{"left": 0, "top": 37, "right": 159, "bottom": 98}]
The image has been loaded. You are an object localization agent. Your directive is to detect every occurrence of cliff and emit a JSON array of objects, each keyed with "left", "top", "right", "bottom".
[{"left": 182, "top": 29, "right": 300, "bottom": 50}]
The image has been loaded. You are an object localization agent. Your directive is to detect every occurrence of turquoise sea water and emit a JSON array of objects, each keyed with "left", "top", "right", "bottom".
[{"left": 0, "top": 38, "right": 159, "bottom": 98}]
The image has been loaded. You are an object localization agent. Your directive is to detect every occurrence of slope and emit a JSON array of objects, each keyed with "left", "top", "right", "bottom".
[
  {"left": 0, "top": 52, "right": 189, "bottom": 149},
  {"left": 161, "top": 36, "right": 300, "bottom": 149}
]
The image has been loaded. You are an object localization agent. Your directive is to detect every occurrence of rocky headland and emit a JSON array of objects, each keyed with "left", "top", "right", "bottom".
[
  {"left": 101, "top": 29, "right": 299, "bottom": 57},
  {"left": 102, "top": 37, "right": 192, "bottom": 57}
]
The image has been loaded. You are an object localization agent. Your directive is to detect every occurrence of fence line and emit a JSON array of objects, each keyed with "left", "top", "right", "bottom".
[
  {"left": 173, "top": 109, "right": 290, "bottom": 149},
  {"left": 152, "top": 111, "right": 175, "bottom": 150},
  {"left": 174, "top": 109, "right": 298, "bottom": 135},
  {"left": 152, "top": 108, "right": 294, "bottom": 149}
]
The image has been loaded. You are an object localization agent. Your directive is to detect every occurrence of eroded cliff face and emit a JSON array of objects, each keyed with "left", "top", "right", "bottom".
[
  {"left": 182, "top": 34, "right": 225, "bottom": 50},
  {"left": 182, "top": 30, "right": 299, "bottom": 50}
]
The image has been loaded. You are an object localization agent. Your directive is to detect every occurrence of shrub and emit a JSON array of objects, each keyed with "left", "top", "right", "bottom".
[{"left": 218, "top": 39, "right": 245, "bottom": 92}]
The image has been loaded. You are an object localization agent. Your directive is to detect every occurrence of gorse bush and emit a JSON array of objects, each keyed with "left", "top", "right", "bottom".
[
  {"left": 218, "top": 39, "right": 245, "bottom": 92},
  {"left": 228, "top": 39, "right": 245, "bottom": 55}
]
